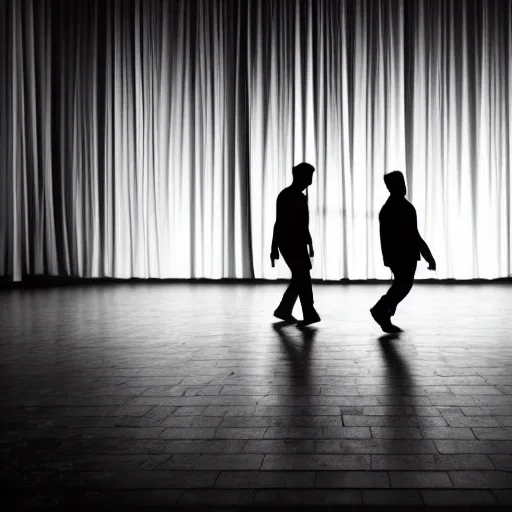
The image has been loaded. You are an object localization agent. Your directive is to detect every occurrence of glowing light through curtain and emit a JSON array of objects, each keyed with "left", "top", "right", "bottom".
[{"left": 1, "top": 0, "right": 511, "bottom": 281}]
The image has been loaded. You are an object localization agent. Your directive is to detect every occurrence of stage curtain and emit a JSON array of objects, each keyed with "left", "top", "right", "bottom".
[{"left": 1, "top": 0, "right": 511, "bottom": 281}]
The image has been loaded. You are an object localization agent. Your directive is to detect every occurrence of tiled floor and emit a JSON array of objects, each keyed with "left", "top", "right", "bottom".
[{"left": 1, "top": 282, "right": 511, "bottom": 509}]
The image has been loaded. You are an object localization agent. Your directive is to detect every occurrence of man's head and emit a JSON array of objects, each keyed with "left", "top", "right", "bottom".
[
  {"left": 384, "top": 170, "right": 406, "bottom": 196},
  {"left": 292, "top": 162, "right": 315, "bottom": 190}
]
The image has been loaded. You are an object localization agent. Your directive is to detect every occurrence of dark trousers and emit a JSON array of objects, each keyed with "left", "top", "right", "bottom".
[
  {"left": 376, "top": 260, "right": 417, "bottom": 315},
  {"left": 278, "top": 247, "right": 314, "bottom": 314}
]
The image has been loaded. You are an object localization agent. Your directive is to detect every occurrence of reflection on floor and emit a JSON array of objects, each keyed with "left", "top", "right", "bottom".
[{"left": 1, "top": 282, "right": 511, "bottom": 508}]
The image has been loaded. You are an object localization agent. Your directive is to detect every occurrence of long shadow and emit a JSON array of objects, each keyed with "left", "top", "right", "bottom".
[
  {"left": 272, "top": 322, "right": 316, "bottom": 388},
  {"left": 378, "top": 333, "right": 409, "bottom": 378},
  {"left": 378, "top": 333, "right": 428, "bottom": 463},
  {"left": 270, "top": 323, "right": 318, "bottom": 458}
]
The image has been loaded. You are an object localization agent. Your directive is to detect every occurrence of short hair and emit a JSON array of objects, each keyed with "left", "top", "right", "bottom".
[
  {"left": 292, "top": 162, "right": 315, "bottom": 178},
  {"left": 383, "top": 170, "right": 405, "bottom": 193}
]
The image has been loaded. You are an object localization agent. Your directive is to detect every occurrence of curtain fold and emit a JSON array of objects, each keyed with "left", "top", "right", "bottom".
[{"left": 1, "top": 0, "right": 511, "bottom": 281}]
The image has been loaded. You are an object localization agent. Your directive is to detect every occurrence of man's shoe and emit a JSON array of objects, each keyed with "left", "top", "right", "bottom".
[
  {"left": 370, "top": 305, "right": 388, "bottom": 327},
  {"left": 371, "top": 306, "right": 402, "bottom": 334},
  {"left": 381, "top": 322, "right": 403, "bottom": 334},
  {"left": 298, "top": 309, "right": 321, "bottom": 327},
  {"left": 274, "top": 307, "right": 298, "bottom": 324}
]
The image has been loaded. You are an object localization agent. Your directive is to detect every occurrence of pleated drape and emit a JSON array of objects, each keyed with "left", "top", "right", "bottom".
[{"left": 1, "top": 0, "right": 511, "bottom": 281}]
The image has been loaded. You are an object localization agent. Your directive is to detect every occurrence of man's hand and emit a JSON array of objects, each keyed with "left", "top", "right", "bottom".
[
  {"left": 418, "top": 236, "right": 435, "bottom": 271},
  {"left": 309, "top": 245, "right": 314, "bottom": 258},
  {"left": 270, "top": 249, "right": 279, "bottom": 267}
]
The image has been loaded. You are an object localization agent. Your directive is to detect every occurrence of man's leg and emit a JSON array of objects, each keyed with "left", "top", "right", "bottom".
[
  {"left": 384, "top": 261, "right": 417, "bottom": 312},
  {"left": 371, "top": 261, "right": 416, "bottom": 329},
  {"left": 274, "top": 252, "right": 300, "bottom": 322},
  {"left": 278, "top": 280, "right": 299, "bottom": 314},
  {"left": 295, "top": 268, "right": 320, "bottom": 326},
  {"left": 296, "top": 269, "right": 313, "bottom": 310},
  {"left": 275, "top": 247, "right": 319, "bottom": 326},
  {"left": 278, "top": 268, "right": 313, "bottom": 315}
]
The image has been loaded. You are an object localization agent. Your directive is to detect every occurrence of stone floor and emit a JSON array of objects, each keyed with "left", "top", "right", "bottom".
[{"left": 1, "top": 281, "right": 511, "bottom": 509}]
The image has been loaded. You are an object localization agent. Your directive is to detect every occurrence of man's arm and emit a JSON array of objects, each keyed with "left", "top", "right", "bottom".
[
  {"left": 418, "top": 235, "right": 436, "bottom": 270},
  {"left": 413, "top": 208, "right": 436, "bottom": 270},
  {"left": 271, "top": 223, "right": 279, "bottom": 254},
  {"left": 270, "top": 197, "right": 281, "bottom": 266},
  {"left": 304, "top": 196, "right": 314, "bottom": 257},
  {"left": 306, "top": 229, "right": 314, "bottom": 256},
  {"left": 379, "top": 211, "right": 392, "bottom": 267}
]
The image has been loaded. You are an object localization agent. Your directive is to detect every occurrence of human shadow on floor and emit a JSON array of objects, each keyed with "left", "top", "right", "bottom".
[
  {"left": 272, "top": 322, "right": 316, "bottom": 388},
  {"left": 378, "top": 332, "right": 414, "bottom": 391},
  {"left": 378, "top": 332, "right": 428, "bottom": 465},
  {"left": 271, "top": 323, "right": 318, "bottom": 456},
  {"left": 378, "top": 333, "right": 407, "bottom": 372}
]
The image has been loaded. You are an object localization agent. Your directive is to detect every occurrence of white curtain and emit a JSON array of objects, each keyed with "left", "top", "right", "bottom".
[{"left": 1, "top": 0, "right": 511, "bottom": 281}]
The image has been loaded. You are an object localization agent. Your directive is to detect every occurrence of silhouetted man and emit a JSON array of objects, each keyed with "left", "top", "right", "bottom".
[
  {"left": 371, "top": 171, "right": 436, "bottom": 333},
  {"left": 270, "top": 163, "right": 321, "bottom": 327}
]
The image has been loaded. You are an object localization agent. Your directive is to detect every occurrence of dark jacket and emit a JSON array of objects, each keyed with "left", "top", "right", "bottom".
[
  {"left": 379, "top": 195, "right": 421, "bottom": 267},
  {"left": 272, "top": 186, "right": 312, "bottom": 250}
]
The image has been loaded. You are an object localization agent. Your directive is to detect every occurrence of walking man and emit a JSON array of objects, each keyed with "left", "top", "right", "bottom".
[
  {"left": 270, "top": 163, "right": 321, "bottom": 327},
  {"left": 371, "top": 171, "right": 436, "bottom": 333}
]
